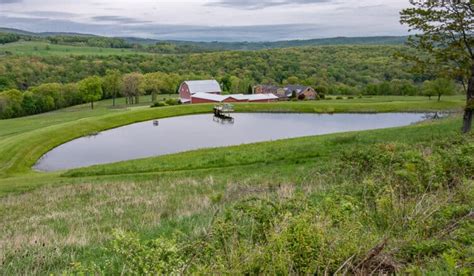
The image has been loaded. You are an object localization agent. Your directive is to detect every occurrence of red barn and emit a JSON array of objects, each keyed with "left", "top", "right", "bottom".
[
  {"left": 179, "top": 80, "right": 222, "bottom": 104},
  {"left": 191, "top": 93, "right": 226, "bottom": 104}
]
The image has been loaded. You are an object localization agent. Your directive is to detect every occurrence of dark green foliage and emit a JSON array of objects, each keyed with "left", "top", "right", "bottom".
[
  {"left": 165, "top": 98, "right": 180, "bottom": 106},
  {"left": 151, "top": 98, "right": 181, "bottom": 108},
  {"left": 47, "top": 35, "right": 132, "bottom": 48},
  {"left": 0, "top": 33, "right": 20, "bottom": 44},
  {"left": 0, "top": 46, "right": 422, "bottom": 93},
  {"left": 151, "top": 101, "right": 167, "bottom": 107}
]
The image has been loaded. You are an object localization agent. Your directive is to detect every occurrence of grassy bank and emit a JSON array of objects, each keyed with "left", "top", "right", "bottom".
[
  {"left": 0, "top": 95, "right": 472, "bottom": 274},
  {"left": 0, "top": 96, "right": 465, "bottom": 179},
  {"left": 0, "top": 116, "right": 472, "bottom": 274}
]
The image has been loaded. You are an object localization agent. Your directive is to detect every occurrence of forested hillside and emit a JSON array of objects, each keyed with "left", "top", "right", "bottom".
[
  {"left": 1, "top": 44, "right": 462, "bottom": 119},
  {"left": 0, "top": 45, "right": 422, "bottom": 92}
]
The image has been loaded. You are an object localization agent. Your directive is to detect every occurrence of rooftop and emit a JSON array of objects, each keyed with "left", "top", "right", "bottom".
[{"left": 185, "top": 80, "right": 222, "bottom": 94}]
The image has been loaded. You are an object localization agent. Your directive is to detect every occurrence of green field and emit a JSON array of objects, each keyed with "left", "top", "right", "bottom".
[
  {"left": 0, "top": 96, "right": 472, "bottom": 274},
  {"left": 0, "top": 41, "right": 150, "bottom": 56}
]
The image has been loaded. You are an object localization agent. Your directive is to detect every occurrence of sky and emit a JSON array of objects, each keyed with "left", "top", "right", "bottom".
[{"left": 0, "top": 0, "right": 411, "bottom": 42}]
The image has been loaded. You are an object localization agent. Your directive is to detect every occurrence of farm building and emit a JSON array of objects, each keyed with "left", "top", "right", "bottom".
[
  {"left": 253, "top": 84, "right": 318, "bottom": 100},
  {"left": 180, "top": 80, "right": 278, "bottom": 104},
  {"left": 179, "top": 80, "right": 222, "bottom": 104},
  {"left": 253, "top": 85, "right": 279, "bottom": 95},
  {"left": 191, "top": 93, "right": 277, "bottom": 104}
]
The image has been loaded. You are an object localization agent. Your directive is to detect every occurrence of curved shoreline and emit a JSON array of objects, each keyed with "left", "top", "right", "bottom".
[{"left": 0, "top": 99, "right": 465, "bottom": 177}]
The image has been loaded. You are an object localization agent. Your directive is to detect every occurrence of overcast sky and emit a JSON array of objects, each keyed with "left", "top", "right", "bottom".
[{"left": 0, "top": 0, "right": 411, "bottom": 42}]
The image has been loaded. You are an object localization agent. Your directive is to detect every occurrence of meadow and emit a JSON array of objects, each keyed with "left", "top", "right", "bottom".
[
  {"left": 0, "top": 41, "right": 150, "bottom": 56},
  {"left": 0, "top": 95, "right": 472, "bottom": 274}
]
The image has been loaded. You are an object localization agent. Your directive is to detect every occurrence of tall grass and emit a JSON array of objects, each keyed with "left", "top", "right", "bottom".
[{"left": 0, "top": 116, "right": 472, "bottom": 274}]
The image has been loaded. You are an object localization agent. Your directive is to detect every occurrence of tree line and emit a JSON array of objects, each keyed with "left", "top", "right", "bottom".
[
  {"left": 0, "top": 71, "right": 458, "bottom": 120},
  {"left": 0, "top": 45, "right": 434, "bottom": 91},
  {"left": 0, "top": 71, "right": 188, "bottom": 119}
]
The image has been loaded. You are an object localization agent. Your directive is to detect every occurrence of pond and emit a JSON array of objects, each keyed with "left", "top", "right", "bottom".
[{"left": 35, "top": 113, "right": 429, "bottom": 172}]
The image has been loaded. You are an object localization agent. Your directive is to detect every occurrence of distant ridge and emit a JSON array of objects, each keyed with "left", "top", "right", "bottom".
[
  {"left": 0, "top": 27, "right": 98, "bottom": 37},
  {"left": 0, "top": 27, "right": 407, "bottom": 50}
]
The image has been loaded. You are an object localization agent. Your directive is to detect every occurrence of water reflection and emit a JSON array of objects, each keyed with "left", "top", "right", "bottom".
[
  {"left": 213, "top": 116, "right": 235, "bottom": 124},
  {"left": 35, "top": 113, "right": 429, "bottom": 172}
]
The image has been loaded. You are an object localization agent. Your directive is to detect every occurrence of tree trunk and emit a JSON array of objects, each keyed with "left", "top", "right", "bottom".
[
  {"left": 152, "top": 92, "right": 157, "bottom": 103},
  {"left": 438, "top": 94, "right": 441, "bottom": 102},
  {"left": 462, "top": 64, "right": 474, "bottom": 133},
  {"left": 112, "top": 95, "right": 116, "bottom": 107},
  {"left": 91, "top": 101, "right": 94, "bottom": 110},
  {"left": 135, "top": 96, "right": 140, "bottom": 104}
]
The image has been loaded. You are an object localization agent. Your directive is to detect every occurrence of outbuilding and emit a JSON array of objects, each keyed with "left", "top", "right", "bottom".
[
  {"left": 191, "top": 93, "right": 227, "bottom": 104},
  {"left": 179, "top": 80, "right": 222, "bottom": 104}
]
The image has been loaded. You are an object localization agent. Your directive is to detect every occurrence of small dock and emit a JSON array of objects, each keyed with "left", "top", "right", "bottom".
[{"left": 213, "top": 104, "right": 234, "bottom": 120}]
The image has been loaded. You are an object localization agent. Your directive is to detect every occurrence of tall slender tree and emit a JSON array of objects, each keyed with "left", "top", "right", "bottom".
[
  {"left": 103, "top": 69, "right": 122, "bottom": 107},
  {"left": 122, "top": 73, "right": 144, "bottom": 105},
  {"left": 400, "top": 0, "right": 473, "bottom": 132}
]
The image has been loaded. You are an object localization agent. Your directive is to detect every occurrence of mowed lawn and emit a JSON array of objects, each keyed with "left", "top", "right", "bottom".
[
  {"left": 0, "top": 95, "right": 471, "bottom": 274},
  {"left": 0, "top": 41, "right": 152, "bottom": 56}
]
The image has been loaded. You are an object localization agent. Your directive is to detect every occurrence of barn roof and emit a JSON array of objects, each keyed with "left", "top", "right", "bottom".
[
  {"left": 283, "top": 85, "right": 312, "bottom": 97},
  {"left": 226, "top": 94, "right": 248, "bottom": 100},
  {"left": 192, "top": 92, "right": 227, "bottom": 102},
  {"left": 247, "top": 94, "right": 279, "bottom": 101},
  {"left": 185, "top": 80, "right": 222, "bottom": 94}
]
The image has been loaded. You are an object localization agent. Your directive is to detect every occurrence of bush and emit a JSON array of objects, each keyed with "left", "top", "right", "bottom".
[
  {"left": 165, "top": 98, "right": 180, "bottom": 106},
  {"left": 336, "top": 96, "right": 344, "bottom": 100},
  {"left": 347, "top": 96, "right": 354, "bottom": 99},
  {"left": 71, "top": 231, "right": 185, "bottom": 274},
  {"left": 151, "top": 101, "right": 168, "bottom": 108}
]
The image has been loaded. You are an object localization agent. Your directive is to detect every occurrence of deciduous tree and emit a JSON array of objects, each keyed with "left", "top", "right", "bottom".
[
  {"left": 79, "top": 76, "right": 103, "bottom": 109},
  {"left": 400, "top": 0, "right": 473, "bottom": 132},
  {"left": 423, "top": 78, "right": 456, "bottom": 101},
  {"left": 122, "top": 73, "right": 144, "bottom": 105},
  {"left": 103, "top": 69, "right": 122, "bottom": 107},
  {"left": 144, "top": 73, "right": 161, "bottom": 103}
]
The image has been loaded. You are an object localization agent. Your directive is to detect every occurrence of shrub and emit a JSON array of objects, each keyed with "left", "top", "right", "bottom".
[
  {"left": 165, "top": 98, "right": 180, "bottom": 106},
  {"left": 151, "top": 101, "right": 168, "bottom": 108},
  {"left": 72, "top": 231, "right": 185, "bottom": 274},
  {"left": 336, "top": 96, "right": 344, "bottom": 100}
]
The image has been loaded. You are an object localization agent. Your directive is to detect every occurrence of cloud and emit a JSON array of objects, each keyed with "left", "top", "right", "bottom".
[
  {"left": 0, "top": 12, "right": 408, "bottom": 42},
  {"left": 210, "top": 0, "right": 332, "bottom": 10},
  {"left": 0, "top": 0, "right": 22, "bottom": 3},
  {"left": 91, "top": 15, "right": 151, "bottom": 25},
  {"left": 21, "top": 11, "right": 78, "bottom": 18}
]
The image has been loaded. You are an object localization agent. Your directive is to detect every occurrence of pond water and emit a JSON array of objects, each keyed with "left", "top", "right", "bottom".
[{"left": 35, "top": 113, "right": 429, "bottom": 172}]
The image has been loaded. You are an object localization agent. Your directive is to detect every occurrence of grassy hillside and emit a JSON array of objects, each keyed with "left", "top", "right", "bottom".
[
  {"left": 0, "top": 96, "right": 471, "bottom": 274},
  {"left": 0, "top": 41, "right": 149, "bottom": 56}
]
